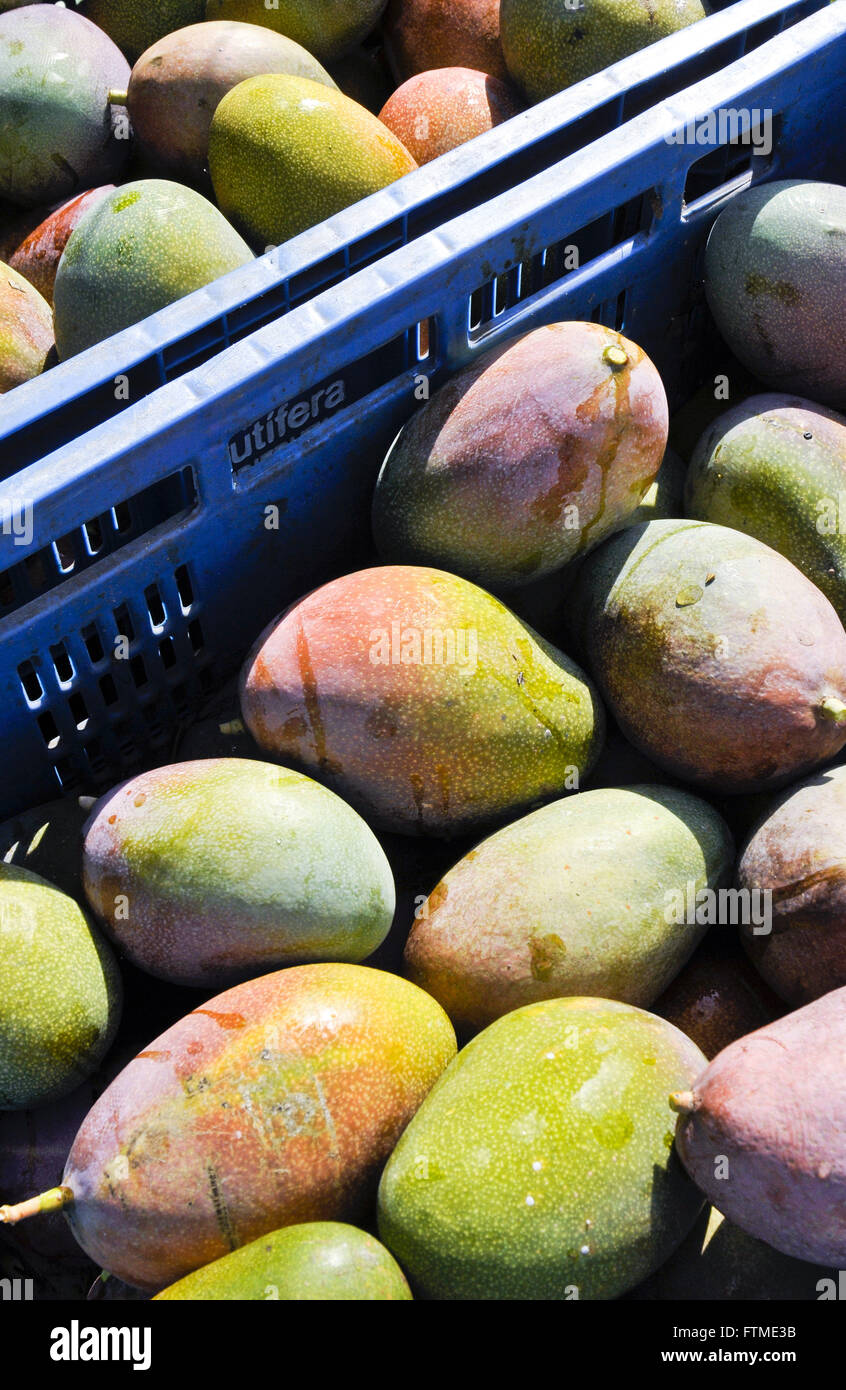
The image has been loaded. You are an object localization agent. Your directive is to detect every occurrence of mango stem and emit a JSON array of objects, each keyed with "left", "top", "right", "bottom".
[
  {"left": 669, "top": 1090, "right": 698, "bottom": 1115},
  {"left": 108, "top": 90, "right": 128, "bottom": 107},
  {"left": 819, "top": 697, "right": 846, "bottom": 724},
  {"left": 0, "top": 1186, "right": 74, "bottom": 1224}
]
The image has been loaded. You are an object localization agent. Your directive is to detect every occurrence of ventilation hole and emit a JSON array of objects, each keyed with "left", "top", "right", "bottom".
[
  {"left": 68, "top": 691, "right": 89, "bottom": 731},
  {"left": 198, "top": 666, "right": 214, "bottom": 693},
  {"left": 112, "top": 605, "right": 135, "bottom": 643},
  {"left": 50, "top": 643, "right": 74, "bottom": 684},
  {"left": 144, "top": 584, "right": 166, "bottom": 629},
  {"left": 174, "top": 566, "right": 193, "bottom": 611},
  {"left": 82, "top": 625, "right": 104, "bottom": 664},
  {"left": 614, "top": 290, "right": 627, "bottom": 332},
  {"left": 54, "top": 757, "right": 81, "bottom": 790},
  {"left": 0, "top": 570, "right": 13, "bottom": 609},
  {"left": 99, "top": 673, "right": 118, "bottom": 706},
  {"left": 130, "top": 655, "right": 147, "bottom": 688},
  {"left": 171, "top": 681, "right": 189, "bottom": 716},
  {"left": 188, "top": 619, "right": 204, "bottom": 655},
  {"left": 53, "top": 534, "right": 76, "bottom": 573},
  {"left": 18, "top": 661, "right": 43, "bottom": 703},
  {"left": 112, "top": 501, "right": 132, "bottom": 534},
  {"left": 142, "top": 704, "right": 164, "bottom": 737},
  {"left": 113, "top": 719, "right": 137, "bottom": 759},
  {"left": 83, "top": 517, "right": 103, "bottom": 555},
  {"left": 37, "top": 710, "right": 61, "bottom": 750},
  {"left": 159, "top": 636, "right": 177, "bottom": 670}
]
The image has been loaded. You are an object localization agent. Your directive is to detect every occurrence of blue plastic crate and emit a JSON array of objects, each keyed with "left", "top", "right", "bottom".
[
  {"left": 1, "top": 2, "right": 845, "bottom": 818},
  {"left": 0, "top": 0, "right": 825, "bottom": 481}
]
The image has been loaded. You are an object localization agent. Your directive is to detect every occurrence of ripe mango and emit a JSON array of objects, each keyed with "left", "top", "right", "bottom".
[
  {"left": 0, "top": 864, "right": 122, "bottom": 1110},
  {"left": 53, "top": 179, "right": 253, "bottom": 359},
  {"left": 705, "top": 181, "right": 846, "bottom": 409},
  {"left": 404, "top": 785, "right": 734, "bottom": 1034},
  {"left": 208, "top": 75, "right": 416, "bottom": 250},
  {"left": 372, "top": 323, "right": 669, "bottom": 590},
  {"left": 127, "top": 22, "right": 337, "bottom": 189},
  {"left": 82, "top": 758, "right": 396, "bottom": 989},
  {"left": 0, "top": 260, "right": 53, "bottom": 391},
  {"left": 154, "top": 1222, "right": 411, "bottom": 1299},
  {"left": 686, "top": 393, "right": 846, "bottom": 625},
  {"left": 204, "top": 0, "right": 387, "bottom": 64},
  {"left": 9, "top": 187, "right": 114, "bottom": 307},
  {"left": 55, "top": 963, "right": 456, "bottom": 1289},
  {"left": 384, "top": 0, "right": 508, "bottom": 83},
  {"left": 672, "top": 986, "right": 846, "bottom": 1266},
  {"left": 738, "top": 764, "right": 846, "bottom": 1007},
  {"left": 379, "top": 68, "right": 521, "bottom": 165},
  {"left": 0, "top": 7, "right": 130, "bottom": 207},
  {"left": 500, "top": 0, "right": 709, "bottom": 104},
  {"left": 573, "top": 519, "right": 846, "bottom": 793},
  {"left": 378, "top": 997, "right": 706, "bottom": 1299},
  {"left": 240, "top": 565, "right": 604, "bottom": 837}
]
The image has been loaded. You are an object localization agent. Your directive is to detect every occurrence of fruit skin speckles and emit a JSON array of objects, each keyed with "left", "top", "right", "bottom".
[
  {"left": 60, "top": 963, "right": 456, "bottom": 1291},
  {"left": 377, "top": 996, "right": 706, "bottom": 1299}
]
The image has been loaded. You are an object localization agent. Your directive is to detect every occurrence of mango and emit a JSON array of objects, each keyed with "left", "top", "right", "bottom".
[
  {"left": 127, "top": 22, "right": 337, "bottom": 189},
  {"left": 240, "top": 565, "right": 604, "bottom": 837},
  {"left": 384, "top": 0, "right": 508, "bottom": 83},
  {"left": 404, "top": 785, "right": 734, "bottom": 1034},
  {"left": 0, "top": 7, "right": 130, "bottom": 208},
  {"left": 82, "top": 758, "right": 396, "bottom": 989},
  {"left": 379, "top": 68, "right": 521, "bottom": 165},
  {"left": 204, "top": 0, "right": 388, "bottom": 64},
  {"left": 208, "top": 75, "right": 416, "bottom": 250},
  {"left": 378, "top": 997, "right": 706, "bottom": 1299},
  {"left": 53, "top": 179, "right": 253, "bottom": 359},
  {"left": 0, "top": 260, "right": 53, "bottom": 391},
  {"left": 500, "top": 0, "right": 709, "bottom": 104},
  {"left": 0, "top": 863, "right": 122, "bottom": 1110},
  {"left": 9, "top": 187, "right": 114, "bottom": 307},
  {"left": 705, "top": 180, "right": 846, "bottom": 409},
  {"left": 672, "top": 986, "right": 846, "bottom": 1266},
  {"left": 45, "top": 963, "right": 455, "bottom": 1289},
  {"left": 372, "top": 323, "right": 669, "bottom": 590},
  {"left": 81, "top": 0, "right": 205, "bottom": 64},
  {"left": 737, "top": 764, "right": 846, "bottom": 1007},
  {"left": 154, "top": 1222, "right": 412, "bottom": 1300},
  {"left": 573, "top": 519, "right": 846, "bottom": 793},
  {"left": 686, "top": 393, "right": 846, "bottom": 624},
  {"left": 653, "top": 935, "right": 781, "bottom": 1060}
]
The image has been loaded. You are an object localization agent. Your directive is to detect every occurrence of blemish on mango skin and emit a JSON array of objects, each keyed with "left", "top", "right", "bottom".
[
  {"left": 191, "top": 1009, "right": 247, "bottom": 1031},
  {"left": 744, "top": 272, "right": 800, "bottom": 306}
]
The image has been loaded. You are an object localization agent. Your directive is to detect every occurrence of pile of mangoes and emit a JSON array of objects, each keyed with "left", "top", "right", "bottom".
[
  {"left": 0, "top": 0, "right": 715, "bottom": 391},
  {"left": 2, "top": 172, "right": 846, "bottom": 1301}
]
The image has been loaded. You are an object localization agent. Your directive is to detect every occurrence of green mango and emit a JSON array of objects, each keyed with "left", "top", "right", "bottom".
[
  {"left": 500, "top": 0, "right": 709, "bottom": 103},
  {"left": 405, "top": 785, "right": 734, "bottom": 1034},
  {"left": 81, "top": 0, "right": 205, "bottom": 64},
  {"left": 155, "top": 1222, "right": 411, "bottom": 1299},
  {"left": 377, "top": 996, "right": 706, "bottom": 1299},
  {"left": 204, "top": 0, "right": 388, "bottom": 64},
  {"left": 82, "top": 758, "right": 396, "bottom": 989},
  {"left": 0, "top": 260, "right": 53, "bottom": 391},
  {"left": 53, "top": 179, "right": 253, "bottom": 359},
  {"left": 686, "top": 393, "right": 846, "bottom": 625},
  {"left": 208, "top": 75, "right": 416, "bottom": 249},
  {"left": 0, "top": 863, "right": 122, "bottom": 1109}
]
